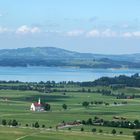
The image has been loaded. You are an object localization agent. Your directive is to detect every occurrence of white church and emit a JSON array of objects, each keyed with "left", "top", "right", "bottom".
[{"left": 30, "top": 98, "right": 44, "bottom": 111}]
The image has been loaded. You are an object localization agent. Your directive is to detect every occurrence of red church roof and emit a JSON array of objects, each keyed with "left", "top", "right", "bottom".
[{"left": 33, "top": 102, "right": 42, "bottom": 107}]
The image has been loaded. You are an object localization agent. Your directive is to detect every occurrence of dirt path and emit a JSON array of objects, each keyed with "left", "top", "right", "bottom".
[
  {"left": 15, "top": 132, "right": 38, "bottom": 140},
  {"left": 15, "top": 134, "right": 30, "bottom": 140}
]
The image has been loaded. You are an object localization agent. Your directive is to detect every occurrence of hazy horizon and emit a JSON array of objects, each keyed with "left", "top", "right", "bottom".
[{"left": 0, "top": 0, "right": 140, "bottom": 54}]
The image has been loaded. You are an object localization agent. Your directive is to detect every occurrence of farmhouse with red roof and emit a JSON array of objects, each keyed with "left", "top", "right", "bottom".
[{"left": 30, "top": 98, "right": 44, "bottom": 111}]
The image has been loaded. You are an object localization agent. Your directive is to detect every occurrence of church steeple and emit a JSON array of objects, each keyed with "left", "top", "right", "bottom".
[{"left": 38, "top": 98, "right": 41, "bottom": 105}]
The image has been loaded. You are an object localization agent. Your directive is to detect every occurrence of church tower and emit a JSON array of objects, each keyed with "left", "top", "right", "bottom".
[{"left": 38, "top": 98, "right": 41, "bottom": 105}]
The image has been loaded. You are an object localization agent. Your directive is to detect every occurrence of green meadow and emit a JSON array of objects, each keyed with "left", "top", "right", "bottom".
[
  {"left": 0, "top": 127, "right": 133, "bottom": 140},
  {"left": 0, "top": 84, "right": 140, "bottom": 140}
]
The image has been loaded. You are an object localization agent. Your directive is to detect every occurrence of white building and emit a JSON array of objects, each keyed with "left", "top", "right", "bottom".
[{"left": 30, "top": 98, "right": 44, "bottom": 111}]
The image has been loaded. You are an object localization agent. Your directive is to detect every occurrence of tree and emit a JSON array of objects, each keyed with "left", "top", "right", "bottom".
[
  {"left": 131, "top": 73, "right": 139, "bottom": 78},
  {"left": 134, "top": 120, "right": 140, "bottom": 128},
  {"left": 134, "top": 131, "right": 140, "bottom": 140},
  {"left": 12, "top": 120, "right": 18, "bottom": 126},
  {"left": 42, "top": 124, "right": 45, "bottom": 128},
  {"left": 112, "top": 129, "right": 116, "bottom": 135},
  {"left": 120, "top": 131, "right": 123, "bottom": 134},
  {"left": 26, "top": 124, "right": 29, "bottom": 127},
  {"left": 82, "top": 120, "right": 86, "bottom": 125},
  {"left": 87, "top": 118, "right": 93, "bottom": 125},
  {"left": 62, "top": 104, "right": 67, "bottom": 110},
  {"left": 92, "top": 128, "right": 96, "bottom": 133},
  {"left": 105, "top": 102, "right": 109, "bottom": 106},
  {"left": 2, "top": 119, "right": 7, "bottom": 126},
  {"left": 68, "top": 127, "right": 71, "bottom": 131},
  {"left": 99, "top": 129, "right": 103, "bottom": 133},
  {"left": 88, "top": 89, "right": 91, "bottom": 92},
  {"left": 94, "top": 116, "right": 99, "bottom": 120},
  {"left": 91, "top": 101, "right": 94, "bottom": 105},
  {"left": 44, "top": 103, "right": 51, "bottom": 111},
  {"left": 82, "top": 101, "right": 89, "bottom": 108},
  {"left": 34, "top": 122, "right": 39, "bottom": 128},
  {"left": 81, "top": 127, "right": 84, "bottom": 131}
]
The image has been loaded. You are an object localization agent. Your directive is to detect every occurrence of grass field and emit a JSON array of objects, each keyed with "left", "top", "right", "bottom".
[
  {"left": 0, "top": 127, "right": 134, "bottom": 140},
  {"left": 0, "top": 85, "right": 140, "bottom": 140}
]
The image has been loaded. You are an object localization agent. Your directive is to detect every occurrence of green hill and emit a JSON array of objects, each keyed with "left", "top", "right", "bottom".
[{"left": 0, "top": 47, "right": 140, "bottom": 68}]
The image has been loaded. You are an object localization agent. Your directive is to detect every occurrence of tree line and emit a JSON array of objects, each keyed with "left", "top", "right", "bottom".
[{"left": 81, "top": 117, "right": 140, "bottom": 129}]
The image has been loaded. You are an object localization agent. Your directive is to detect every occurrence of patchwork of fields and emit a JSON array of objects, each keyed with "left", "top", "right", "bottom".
[{"left": 0, "top": 83, "right": 140, "bottom": 140}]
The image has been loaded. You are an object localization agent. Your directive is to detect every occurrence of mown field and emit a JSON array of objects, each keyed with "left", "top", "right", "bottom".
[{"left": 0, "top": 83, "right": 140, "bottom": 140}]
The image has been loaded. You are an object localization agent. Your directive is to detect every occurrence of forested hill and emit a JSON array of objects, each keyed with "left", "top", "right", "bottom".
[{"left": 0, "top": 47, "right": 140, "bottom": 68}]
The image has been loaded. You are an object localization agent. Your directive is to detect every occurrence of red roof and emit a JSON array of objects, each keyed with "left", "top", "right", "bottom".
[{"left": 33, "top": 102, "right": 42, "bottom": 107}]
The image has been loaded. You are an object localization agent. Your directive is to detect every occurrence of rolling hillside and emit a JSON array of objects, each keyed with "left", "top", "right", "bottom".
[{"left": 0, "top": 47, "right": 140, "bottom": 68}]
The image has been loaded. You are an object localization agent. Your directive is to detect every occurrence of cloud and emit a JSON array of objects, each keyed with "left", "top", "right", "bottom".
[
  {"left": 66, "top": 29, "right": 117, "bottom": 38},
  {"left": 0, "top": 27, "right": 11, "bottom": 33},
  {"left": 86, "top": 29, "right": 117, "bottom": 38},
  {"left": 66, "top": 30, "right": 85, "bottom": 37},
  {"left": 133, "top": 31, "right": 140, "bottom": 37},
  {"left": 86, "top": 29, "right": 100, "bottom": 37},
  {"left": 122, "top": 31, "right": 140, "bottom": 38},
  {"left": 102, "top": 29, "right": 117, "bottom": 37},
  {"left": 1, "top": 24, "right": 140, "bottom": 39},
  {"left": 16, "top": 25, "right": 41, "bottom": 34},
  {"left": 122, "top": 32, "right": 132, "bottom": 37}
]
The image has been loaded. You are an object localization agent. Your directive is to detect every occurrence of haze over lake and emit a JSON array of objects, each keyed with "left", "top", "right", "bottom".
[{"left": 0, "top": 66, "right": 139, "bottom": 82}]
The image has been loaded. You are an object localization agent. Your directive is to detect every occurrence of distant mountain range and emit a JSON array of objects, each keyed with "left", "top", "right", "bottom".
[{"left": 0, "top": 47, "right": 140, "bottom": 68}]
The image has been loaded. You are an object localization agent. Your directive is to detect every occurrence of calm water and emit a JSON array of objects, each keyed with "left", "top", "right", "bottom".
[{"left": 0, "top": 66, "right": 139, "bottom": 82}]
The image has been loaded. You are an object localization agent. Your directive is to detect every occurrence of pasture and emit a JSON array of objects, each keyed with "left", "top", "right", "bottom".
[
  {"left": 0, "top": 127, "right": 133, "bottom": 140},
  {"left": 0, "top": 84, "right": 139, "bottom": 140}
]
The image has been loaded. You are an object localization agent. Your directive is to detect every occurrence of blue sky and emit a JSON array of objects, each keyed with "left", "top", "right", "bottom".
[{"left": 0, "top": 0, "right": 140, "bottom": 54}]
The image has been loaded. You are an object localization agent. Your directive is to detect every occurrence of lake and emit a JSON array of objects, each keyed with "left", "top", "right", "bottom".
[{"left": 0, "top": 66, "right": 139, "bottom": 82}]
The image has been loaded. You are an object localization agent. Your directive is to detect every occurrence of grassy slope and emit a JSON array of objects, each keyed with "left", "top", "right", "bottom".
[{"left": 0, "top": 86, "right": 139, "bottom": 139}]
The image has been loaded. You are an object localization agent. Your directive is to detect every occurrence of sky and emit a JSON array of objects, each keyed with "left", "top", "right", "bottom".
[{"left": 0, "top": 0, "right": 140, "bottom": 54}]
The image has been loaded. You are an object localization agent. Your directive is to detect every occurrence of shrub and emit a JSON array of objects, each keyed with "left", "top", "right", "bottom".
[
  {"left": 68, "top": 127, "right": 71, "bottom": 130},
  {"left": 99, "top": 129, "right": 103, "bottom": 133},
  {"left": 12, "top": 120, "right": 18, "bottom": 126},
  {"left": 26, "top": 124, "right": 29, "bottom": 127},
  {"left": 42, "top": 124, "right": 45, "bottom": 128},
  {"left": 2, "top": 119, "right": 7, "bottom": 126},
  {"left": 120, "top": 131, "right": 123, "bottom": 134},
  {"left": 62, "top": 104, "right": 67, "bottom": 110},
  {"left": 81, "top": 127, "right": 84, "bottom": 131},
  {"left": 112, "top": 129, "right": 116, "bottom": 135},
  {"left": 92, "top": 128, "right": 96, "bottom": 132},
  {"left": 34, "top": 122, "right": 39, "bottom": 128},
  {"left": 134, "top": 131, "right": 140, "bottom": 140}
]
